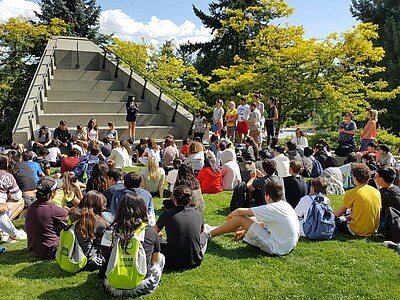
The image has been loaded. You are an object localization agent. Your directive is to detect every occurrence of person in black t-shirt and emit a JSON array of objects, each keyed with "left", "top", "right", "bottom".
[
  {"left": 283, "top": 160, "right": 307, "bottom": 208},
  {"left": 374, "top": 167, "right": 400, "bottom": 224},
  {"left": 265, "top": 96, "right": 278, "bottom": 147},
  {"left": 155, "top": 185, "right": 208, "bottom": 269}
]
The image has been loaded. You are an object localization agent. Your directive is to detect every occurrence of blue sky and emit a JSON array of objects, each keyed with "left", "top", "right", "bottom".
[{"left": 0, "top": 0, "right": 358, "bottom": 44}]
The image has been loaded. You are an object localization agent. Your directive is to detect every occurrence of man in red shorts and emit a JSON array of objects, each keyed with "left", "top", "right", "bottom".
[{"left": 236, "top": 97, "right": 250, "bottom": 144}]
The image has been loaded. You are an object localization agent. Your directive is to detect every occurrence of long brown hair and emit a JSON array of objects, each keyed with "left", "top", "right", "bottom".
[{"left": 75, "top": 190, "right": 105, "bottom": 240}]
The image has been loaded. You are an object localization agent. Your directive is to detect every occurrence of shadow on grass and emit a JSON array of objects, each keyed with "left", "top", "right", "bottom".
[
  {"left": 0, "top": 248, "right": 40, "bottom": 265},
  {"left": 37, "top": 273, "right": 105, "bottom": 299},
  {"left": 14, "top": 260, "right": 76, "bottom": 279},
  {"left": 298, "top": 231, "right": 385, "bottom": 244},
  {"left": 206, "top": 238, "right": 274, "bottom": 260},
  {"left": 213, "top": 207, "right": 230, "bottom": 217}
]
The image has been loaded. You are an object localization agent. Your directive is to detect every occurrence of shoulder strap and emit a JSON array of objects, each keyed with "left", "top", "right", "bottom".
[{"left": 133, "top": 223, "right": 147, "bottom": 236}]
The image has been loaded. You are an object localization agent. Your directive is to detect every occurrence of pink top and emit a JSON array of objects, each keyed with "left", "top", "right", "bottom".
[{"left": 362, "top": 121, "right": 377, "bottom": 140}]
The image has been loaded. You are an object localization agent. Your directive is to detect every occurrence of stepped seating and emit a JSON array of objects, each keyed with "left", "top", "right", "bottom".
[{"left": 12, "top": 37, "right": 193, "bottom": 145}]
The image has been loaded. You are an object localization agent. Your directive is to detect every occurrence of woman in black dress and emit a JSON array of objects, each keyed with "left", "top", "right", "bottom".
[{"left": 126, "top": 94, "right": 138, "bottom": 144}]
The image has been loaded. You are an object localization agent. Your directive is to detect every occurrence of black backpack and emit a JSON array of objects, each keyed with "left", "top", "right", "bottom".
[
  {"left": 230, "top": 182, "right": 250, "bottom": 212},
  {"left": 385, "top": 207, "right": 400, "bottom": 243}
]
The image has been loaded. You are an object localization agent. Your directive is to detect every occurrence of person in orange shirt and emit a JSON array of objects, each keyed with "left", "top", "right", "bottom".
[
  {"left": 197, "top": 155, "right": 222, "bottom": 194},
  {"left": 360, "top": 109, "right": 378, "bottom": 151},
  {"left": 180, "top": 138, "right": 190, "bottom": 158}
]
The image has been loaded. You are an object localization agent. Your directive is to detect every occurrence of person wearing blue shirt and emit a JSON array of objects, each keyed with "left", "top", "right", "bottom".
[
  {"left": 23, "top": 151, "right": 43, "bottom": 184},
  {"left": 110, "top": 172, "right": 155, "bottom": 226}
]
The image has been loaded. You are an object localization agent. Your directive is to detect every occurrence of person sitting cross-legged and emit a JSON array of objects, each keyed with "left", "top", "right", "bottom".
[
  {"left": 283, "top": 160, "right": 307, "bottom": 208},
  {"left": 206, "top": 180, "right": 300, "bottom": 256},
  {"left": 334, "top": 163, "right": 381, "bottom": 236}
]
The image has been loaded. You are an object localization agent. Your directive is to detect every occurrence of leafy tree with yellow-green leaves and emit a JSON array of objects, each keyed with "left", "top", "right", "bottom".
[
  {"left": 209, "top": 4, "right": 400, "bottom": 132},
  {"left": 0, "top": 17, "right": 70, "bottom": 143}
]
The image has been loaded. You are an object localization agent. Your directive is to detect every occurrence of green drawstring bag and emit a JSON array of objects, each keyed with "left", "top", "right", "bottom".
[
  {"left": 105, "top": 223, "right": 147, "bottom": 289},
  {"left": 56, "top": 222, "right": 87, "bottom": 273}
]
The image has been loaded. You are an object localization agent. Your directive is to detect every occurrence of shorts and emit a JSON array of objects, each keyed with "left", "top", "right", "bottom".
[
  {"left": 237, "top": 122, "right": 248, "bottom": 136},
  {"left": 227, "top": 126, "right": 235, "bottom": 138},
  {"left": 126, "top": 112, "right": 137, "bottom": 122},
  {"left": 243, "top": 222, "right": 274, "bottom": 254}
]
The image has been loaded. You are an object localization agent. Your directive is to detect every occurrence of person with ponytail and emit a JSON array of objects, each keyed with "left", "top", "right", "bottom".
[
  {"left": 155, "top": 185, "right": 208, "bottom": 269},
  {"left": 69, "top": 190, "right": 107, "bottom": 271},
  {"left": 50, "top": 171, "right": 82, "bottom": 209},
  {"left": 100, "top": 192, "right": 164, "bottom": 297}
]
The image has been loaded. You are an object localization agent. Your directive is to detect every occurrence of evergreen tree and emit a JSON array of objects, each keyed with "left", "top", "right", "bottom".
[
  {"left": 351, "top": 0, "right": 400, "bottom": 134},
  {"left": 36, "top": 0, "right": 101, "bottom": 40}
]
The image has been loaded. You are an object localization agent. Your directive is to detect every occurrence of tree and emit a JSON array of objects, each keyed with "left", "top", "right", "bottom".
[
  {"left": 209, "top": 21, "right": 400, "bottom": 133},
  {"left": 147, "top": 41, "right": 210, "bottom": 111},
  {"left": 181, "top": 0, "right": 293, "bottom": 77},
  {"left": 36, "top": 0, "right": 101, "bottom": 40},
  {"left": 0, "top": 17, "right": 69, "bottom": 143},
  {"left": 351, "top": 0, "right": 400, "bottom": 134}
]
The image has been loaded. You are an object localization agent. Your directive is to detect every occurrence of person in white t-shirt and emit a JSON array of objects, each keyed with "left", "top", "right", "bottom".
[
  {"left": 206, "top": 180, "right": 300, "bottom": 256},
  {"left": 213, "top": 99, "right": 225, "bottom": 135},
  {"left": 294, "top": 177, "right": 330, "bottom": 236},
  {"left": 272, "top": 145, "right": 290, "bottom": 177},
  {"left": 236, "top": 97, "right": 251, "bottom": 144}
]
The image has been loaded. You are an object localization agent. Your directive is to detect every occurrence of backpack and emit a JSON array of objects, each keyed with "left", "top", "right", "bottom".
[
  {"left": 310, "top": 158, "right": 323, "bottom": 178},
  {"left": 105, "top": 223, "right": 148, "bottom": 290},
  {"left": 73, "top": 155, "right": 99, "bottom": 182},
  {"left": 384, "top": 207, "right": 400, "bottom": 243},
  {"left": 302, "top": 194, "right": 336, "bottom": 240},
  {"left": 230, "top": 182, "right": 249, "bottom": 212},
  {"left": 56, "top": 222, "right": 87, "bottom": 273}
]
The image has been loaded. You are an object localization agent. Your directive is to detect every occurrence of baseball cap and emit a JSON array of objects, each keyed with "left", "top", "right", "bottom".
[{"left": 37, "top": 177, "right": 63, "bottom": 194}]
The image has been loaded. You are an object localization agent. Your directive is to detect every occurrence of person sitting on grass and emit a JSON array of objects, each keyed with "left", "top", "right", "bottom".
[
  {"left": 334, "top": 163, "right": 381, "bottom": 237},
  {"left": 155, "top": 185, "right": 208, "bottom": 269},
  {"left": 206, "top": 180, "right": 300, "bottom": 256},
  {"left": 283, "top": 160, "right": 307, "bottom": 208},
  {"left": 356, "top": 141, "right": 379, "bottom": 161},
  {"left": 140, "top": 156, "right": 165, "bottom": 198},
  {"left": 22, "top": 150, "right": 43, "bottom": 184},
  {"left": 339, "top": 152, "right": 358, "bottom": 189},
  {"left": 35, "top": 147, "right": 51, "bottom": 176},
  {"left": 25, "top": 177, "right": 69, "bottom": 259},
  {"left": 0, "top": 155, "right": 26, "bottom": 243},
  {"left": 69, "top": 190, "right": 107, "bottom": 271},
  {"left": 377, "top": 145, "right": 396, "bottom": 167},
  {"left": 50, "top": 171, "right": 82, "bottom": 210},
  {"left": 272, "top": 145, "right": 290, "bottom": 177},
  {"left": 294, "top": 177, "right": 330, "bottom": 237},
  {"left": 111, "top": 172, "right": 155, "bottom": 225},
  {"left": 100, "top": 193, "right": 164, "bottom": 298},
  {"left": 197, "top": 154, "right": 222, "bottom": 194}
]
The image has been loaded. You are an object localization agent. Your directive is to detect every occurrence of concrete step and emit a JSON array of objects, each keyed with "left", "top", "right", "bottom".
[
  {"left": 46, "top": 90, "right": 132, "bottom": 102},
  {"left": 53, "top": 69, "right": 111, "bottom": 81},
  {"left": 39, "top": 113, "right": 166, "bottom": 127},
  {"left": 42, "top": 101, "right": 151, "bottom": 114},
  {"left": 97, "top": 126, "right": 182, "bottom": 141},
  {"left": 50, "top": 79, "right": 124, "bottom": 91}
]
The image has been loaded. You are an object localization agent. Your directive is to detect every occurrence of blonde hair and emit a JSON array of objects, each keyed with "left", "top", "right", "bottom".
[
  {"left": 147, "top": 156, "right": 161, "bottom": 181},
  {"left": 188, "top": 141, "right": 203, "bottom": 155},
  {"left": 228, "top": 101, "right": 236, "bottom": 109},
  {"left": 112, "top": 140, "right": 121, "bottom": 149},
  {"left": 368, "top": 109, "right": 378, "bottom": 122}
]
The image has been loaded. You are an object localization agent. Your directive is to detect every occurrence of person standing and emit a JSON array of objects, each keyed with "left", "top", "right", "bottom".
[
  {"left": 212, "top": 99, "right": 224, "bottom": 136},
  {"left": 253, "top": 94, "right": 264, "bottom": 146},
  {"left": 338, "top": 112, "right": 357, "bottom": 148},
  {"left": 236, "top": 97, "right": 251, "bottom": 144},
  {"left": 360, "top": 109, "right": 378, "bottom": 151},
  {"left": 265, "top": 96, "right": 278, "bottom": 147},
  {"left": 193, "top": 110, "right": 207, "bottom": 141},
  {"left": 126, "top": 94, "right": 138, "bottom": 144},
  {"left": 247, "top": 102, "right": 262, "bottom": 147},
  {"left": 225, "top": 101, "right": 237, "bottom": 143}
]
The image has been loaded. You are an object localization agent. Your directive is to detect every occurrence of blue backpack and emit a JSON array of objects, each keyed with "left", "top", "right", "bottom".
[
  {"left": 73, "top": 155, "right": 99, "bottom": 182},
  {"left": 303, "top": 194, "right": 336, "bottom": 240},
  {"left": 310, "top": 158, "right": 323, "bottom": 178}
]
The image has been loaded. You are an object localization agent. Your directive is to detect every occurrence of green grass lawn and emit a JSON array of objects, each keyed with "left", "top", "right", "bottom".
[{"left": 1, "top": 178, "right": 400, "bottom": 299}]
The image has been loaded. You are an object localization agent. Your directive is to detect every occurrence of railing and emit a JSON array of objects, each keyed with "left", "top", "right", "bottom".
[
  {"left": 12, "top": 38, "right": 59, "bottom": 141},
  {"left": 101, "top": 47, "right": 195, "bottom": 136}
]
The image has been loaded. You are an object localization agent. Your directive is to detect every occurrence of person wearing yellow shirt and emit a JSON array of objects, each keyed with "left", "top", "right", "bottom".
[
  {"left": 225, "top": 101, "right": 237, "bottom": 143},
  {"left": 334, "top": 163, "right": 381, "bottom": 236}
]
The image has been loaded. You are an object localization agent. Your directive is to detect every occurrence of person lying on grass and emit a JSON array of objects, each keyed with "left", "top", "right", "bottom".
[{"left": 206, "top": 180, "right": 300, "bottom": 256}]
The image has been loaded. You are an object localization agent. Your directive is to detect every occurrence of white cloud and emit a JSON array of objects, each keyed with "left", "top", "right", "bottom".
[
  {"left": 99, "top": 9, "right": 212, "bottom": 46},
  {"left": 0, "top": 0, "right": 40, "bottom": 23}
]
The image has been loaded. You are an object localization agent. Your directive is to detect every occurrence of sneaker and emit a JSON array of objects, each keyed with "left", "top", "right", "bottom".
[
  {"left": 203, "top": 224, "right": 217, "bottom": 239},
  {"left": 0, "top": 247, "right": 5, "bottom": 253},
  {"left": 14, "top": 229, "right": 27, "bottom": 240},
  {"left": 383, "top": 241, "right": 400, "bottom": 251},
  {"left": 6, "top": 236, "right": 18, "bottom": 244},
  {"left": 1, "top": 231, "right": 9, "bottom": 242}
]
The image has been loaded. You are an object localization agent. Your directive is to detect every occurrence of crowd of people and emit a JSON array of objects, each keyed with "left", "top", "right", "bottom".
[{"left": 1, "top": 92, "right": 399, "bottom": 296}]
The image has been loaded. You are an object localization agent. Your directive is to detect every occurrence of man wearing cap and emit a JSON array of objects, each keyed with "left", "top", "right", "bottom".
[
  {"left": 53, "top": 120, "right": 72, "bottom": 155},
  {"left": 33, "top": 125, "right": 53, "bottom": 154},
  {"left": 25, "top": 177, "right": 68, "bottom": 259}
]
